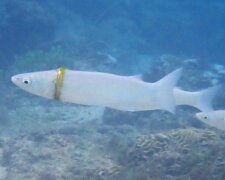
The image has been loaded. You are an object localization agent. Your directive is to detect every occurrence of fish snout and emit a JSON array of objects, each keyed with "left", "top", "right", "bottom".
[
  {"left": 11, "top": 76, "right": 17, "bottom": 84},
  {"left": 193, "top": 113, "right": 200, "bottom": 120},
  {"left": 11, "top": 75, "right": 21, "bottom": 85},
  {"left": 11, "top": 76, "right": 15, "bottom": 83}
]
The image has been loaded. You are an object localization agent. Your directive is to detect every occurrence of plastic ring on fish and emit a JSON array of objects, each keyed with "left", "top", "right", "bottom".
[{"left": 54, "top": 67, "right": 66, "bottom": 100}]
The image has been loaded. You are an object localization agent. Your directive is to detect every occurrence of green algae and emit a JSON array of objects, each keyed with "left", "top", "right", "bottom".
[{"left": 13, "top": 46, "right": 73, "bottom": 71}]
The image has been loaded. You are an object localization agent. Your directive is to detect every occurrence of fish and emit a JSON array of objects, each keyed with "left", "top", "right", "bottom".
[
  {"left": 174, "top": 85, "right": 221, "bottom": 112},
  {"left": 11, "top": 68, "right": 182, "bottom": 113},
  {"left": 195, "top": 110, "right": 225, "bottom": 131}
]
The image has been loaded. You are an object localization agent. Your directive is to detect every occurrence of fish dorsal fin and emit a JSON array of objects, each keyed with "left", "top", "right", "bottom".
[{"left": 129, "top": 74, "right": 143, "bottom": 81}]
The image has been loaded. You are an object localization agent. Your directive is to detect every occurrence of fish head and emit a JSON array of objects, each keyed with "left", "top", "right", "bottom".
[
  {"left": 195, "top": 112, "right": 212, "bottom": 124},
  {"left": 195, "top": 111, "right": 225, "bottom": 131},
  {"left": 195, "top": 111, "right": 219, "bottom": 129},
  {"left": 11, "top": 70, "right": 57, "bottom": 99}
]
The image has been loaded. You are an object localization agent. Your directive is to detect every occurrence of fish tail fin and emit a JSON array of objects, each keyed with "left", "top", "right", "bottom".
[
  {"left": 195, "top": 85, "right": 221, "bottom": 112},
  {"left": 155, "top": 68, "right": 182, "bottom": 113}
]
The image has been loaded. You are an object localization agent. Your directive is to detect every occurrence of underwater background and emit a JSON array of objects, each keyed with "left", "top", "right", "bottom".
[{"left": 0, "top": 0, "right": 225, "bottom": 179}]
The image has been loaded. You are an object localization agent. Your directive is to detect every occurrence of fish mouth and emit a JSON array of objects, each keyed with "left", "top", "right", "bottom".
[
  {"left": 11, "top": 75, "right": 20, "bottom": 85},
  {"left": 193, "top": 113, "right": 199, "bottom": 119},
  {"left": 11, "top": 76, "right": 16, "bottom": 83}
]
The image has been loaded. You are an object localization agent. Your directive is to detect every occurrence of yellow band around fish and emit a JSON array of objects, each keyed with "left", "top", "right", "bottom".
[{"left": 55, "top": 67, "right": 66, "bottom": 100}]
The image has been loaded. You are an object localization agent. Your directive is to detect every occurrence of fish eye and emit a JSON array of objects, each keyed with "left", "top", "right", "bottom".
[
  {"left": 22, "top": 78, "right": 32, "bottom": 85},
  {"left": 204, "top": 116, "right": 208, "bottom": 119}
]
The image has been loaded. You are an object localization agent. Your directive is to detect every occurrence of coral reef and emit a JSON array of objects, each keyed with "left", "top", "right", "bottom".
[
  {"left": 12, "top": 46, "right": 73, "bottom": 72},
  {"left": 102, "top": 108, "right": 200, "bottom": 133},
  {"left": 0, "top": 131, "right": 122, "bottom": 180},
  {"left": 2, "top": 125, "right": 225, "bottom": 180},
  {"left": 202, "top": 63, "right": 225, "bottom": 86},
  {"left": 127, "top": 128, "right": 225, "bottom": 179}
]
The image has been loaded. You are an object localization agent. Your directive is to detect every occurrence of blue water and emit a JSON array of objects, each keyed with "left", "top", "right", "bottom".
[{"left": 0, "top": 1, "right": 225, "bottom": 179}]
